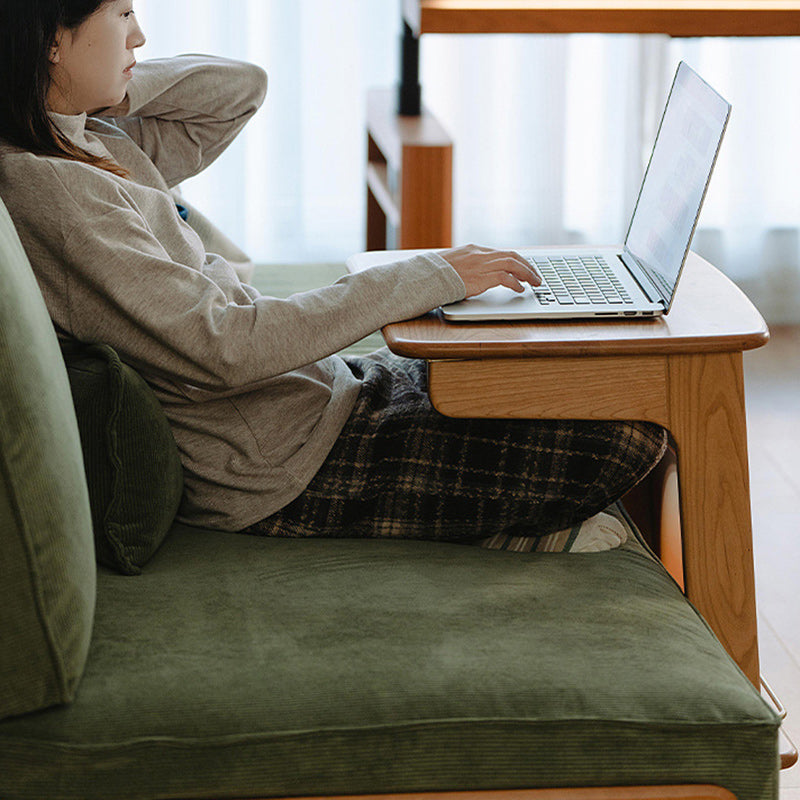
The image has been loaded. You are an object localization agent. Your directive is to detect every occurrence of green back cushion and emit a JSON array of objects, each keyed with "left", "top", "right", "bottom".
[
  {"left": 0, "top": 199, "right": 96, "bottom": 721},
  {"left": 61, "top": 341, "right": 183, "bottom": 576}
]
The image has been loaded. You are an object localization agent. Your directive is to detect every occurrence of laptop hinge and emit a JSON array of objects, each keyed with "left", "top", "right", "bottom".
[{"left": 620, "top": 251, "right": 668, "bottom": 307}]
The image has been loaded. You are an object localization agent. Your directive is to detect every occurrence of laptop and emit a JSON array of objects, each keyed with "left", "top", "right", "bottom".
[{"left": 440, "top": 61, "right": 731, "bottom": 321}]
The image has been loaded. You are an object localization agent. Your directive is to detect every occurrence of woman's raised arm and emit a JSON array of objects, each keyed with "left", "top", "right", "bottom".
[{"left": 103, "top": 55, "right": 268, "bottom": 188}]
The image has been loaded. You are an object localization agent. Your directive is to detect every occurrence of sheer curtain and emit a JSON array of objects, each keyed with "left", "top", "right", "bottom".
[{"left": 132, "top": 0, "right": 800, "bottom": 323}]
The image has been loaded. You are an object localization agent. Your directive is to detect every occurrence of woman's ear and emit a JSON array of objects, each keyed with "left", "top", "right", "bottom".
[{"left": 49, "top": 31, "right": 63, "bottom": 64}]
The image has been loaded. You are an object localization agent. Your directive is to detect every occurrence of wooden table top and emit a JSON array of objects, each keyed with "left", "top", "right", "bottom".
[
  {"left": 403, "top": 0, "right": 800, "bottom": 36},
  {"left": 347, "top": 250, "right": 769, "bottom": 359}
]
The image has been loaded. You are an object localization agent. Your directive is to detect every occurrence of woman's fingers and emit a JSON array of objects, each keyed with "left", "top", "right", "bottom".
[{"left": 439, "top": 244, "right": 541, "bottom": 298}]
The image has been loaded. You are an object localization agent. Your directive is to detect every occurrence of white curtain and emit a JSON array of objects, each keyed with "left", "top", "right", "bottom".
[{"left": 133, "top": 0, "right": 800, "bottom": 323}]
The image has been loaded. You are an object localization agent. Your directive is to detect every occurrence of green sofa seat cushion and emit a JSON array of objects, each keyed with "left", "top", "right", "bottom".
[
  {"left": 0, "top": 516, "right": 780, "bottom": 800},
  {"left": 0, "top": 199, "right": 96, "bottom": 722},
  {"left": 61, "top": 341, "right": 184, "bottom": 575}
]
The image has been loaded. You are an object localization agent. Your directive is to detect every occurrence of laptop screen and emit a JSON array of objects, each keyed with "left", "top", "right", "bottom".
[{"left": 625, "top": 62, "right": 730, "bottom": 309}]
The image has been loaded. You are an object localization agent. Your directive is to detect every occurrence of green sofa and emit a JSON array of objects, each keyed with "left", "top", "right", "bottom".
[{"left": 0, "top": 195, "right": 782, "bottom": 800}]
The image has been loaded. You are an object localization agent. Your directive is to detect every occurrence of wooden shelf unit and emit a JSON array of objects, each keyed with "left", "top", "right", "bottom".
[{"left": 366, "top": 89, "right": 453, "bottom": 250}]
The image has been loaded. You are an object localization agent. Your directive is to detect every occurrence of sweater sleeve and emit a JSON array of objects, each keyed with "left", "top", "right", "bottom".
[
  {"left": 103, "top": 55, "right": 268, "bottom": 188},
  {"left": 60, "top": 202, "right": 465, "bottom": 392}
]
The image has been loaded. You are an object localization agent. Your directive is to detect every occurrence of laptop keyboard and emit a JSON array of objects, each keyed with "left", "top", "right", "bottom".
[{"left": 528, "top": 255, "right": 633, "bottom": 306}]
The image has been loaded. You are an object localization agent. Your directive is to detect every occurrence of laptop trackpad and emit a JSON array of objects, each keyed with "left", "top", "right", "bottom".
[{"left": 443, "top": 286, "right": 539, "bottom": 314}]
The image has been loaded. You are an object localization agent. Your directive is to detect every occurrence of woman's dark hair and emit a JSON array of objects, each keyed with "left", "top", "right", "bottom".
[{"left": 0, "top": 0, "right": 128, "bottom": 177}]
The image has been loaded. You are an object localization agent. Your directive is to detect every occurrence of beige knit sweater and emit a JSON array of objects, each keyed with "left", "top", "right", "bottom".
[{"left": 0, "top": 55, "right": 465, "bottom": 530}]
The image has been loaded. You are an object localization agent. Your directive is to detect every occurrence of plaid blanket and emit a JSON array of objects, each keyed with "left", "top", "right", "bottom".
[{"left": 243, "top": 349, "right": 667, "bottom": 541}]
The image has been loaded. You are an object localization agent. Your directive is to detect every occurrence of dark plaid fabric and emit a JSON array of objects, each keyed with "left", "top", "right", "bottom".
[{"left": 243, "top": 349, "right": 667, "bottom": 542}]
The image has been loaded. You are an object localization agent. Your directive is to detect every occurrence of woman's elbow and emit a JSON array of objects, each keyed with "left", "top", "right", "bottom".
[{"left": 245, "top": 63, "right": 268, "bottom": 112}]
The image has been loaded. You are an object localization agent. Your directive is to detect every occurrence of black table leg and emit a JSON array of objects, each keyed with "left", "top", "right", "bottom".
[{"left": 398, "top": 19, "right": 422, "bottom": 116}]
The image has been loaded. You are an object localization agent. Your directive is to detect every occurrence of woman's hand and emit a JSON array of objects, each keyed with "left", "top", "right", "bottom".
[{"left": 438, "top": 244, "right": 541, "bottom": 298}]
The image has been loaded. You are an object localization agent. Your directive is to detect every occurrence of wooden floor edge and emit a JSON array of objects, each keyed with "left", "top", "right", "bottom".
[{"left": 265, "top": 785, "right": 738, "bottom": 800}]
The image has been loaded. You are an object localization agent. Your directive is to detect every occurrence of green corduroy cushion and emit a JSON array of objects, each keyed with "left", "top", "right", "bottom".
[
  {"left": 0, "top": 516, "right": 780, "bottom": 800},
  {"left": 61, "top": 341, "right": 184, "bottom": 576},
  {"left": 0, "top": 199, "right": 96, "bottom": 721}
]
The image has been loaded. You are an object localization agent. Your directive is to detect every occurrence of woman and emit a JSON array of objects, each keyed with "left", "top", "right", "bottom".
[{"left": 0, "top": 0, "right": 666, "bottom": 547}]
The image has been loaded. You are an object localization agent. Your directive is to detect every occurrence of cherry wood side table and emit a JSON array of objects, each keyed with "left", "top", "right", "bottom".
[{"left": 348, "top": 248, "right": 769, "bottom": 688}]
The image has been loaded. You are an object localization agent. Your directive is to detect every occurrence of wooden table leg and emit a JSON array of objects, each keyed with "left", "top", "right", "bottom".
[{"left": 666, "top": 352, "right": 760, "bottom": 687}]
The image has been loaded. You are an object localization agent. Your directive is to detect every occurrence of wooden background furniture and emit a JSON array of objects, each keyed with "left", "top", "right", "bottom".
[
  {"left": 403, "top": 0, "right": 800, "bottom": 39},
  {"left": 366, "top": 89, "right": 453, "bottom": 251},
  {"left": 348, "top": 248, "right": 767, "bottom": 689},
  {"left": 366, "top": 0, "right": 800, "bottom": 251}
]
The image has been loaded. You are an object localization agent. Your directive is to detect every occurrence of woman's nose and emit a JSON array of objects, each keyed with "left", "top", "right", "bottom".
[{"left": 129, "top": 19, "right": 146, "bottom": 50}]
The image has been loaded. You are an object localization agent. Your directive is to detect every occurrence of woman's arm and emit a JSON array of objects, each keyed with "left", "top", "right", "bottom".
[
  {"left": 101, "top": 55, "right": 268, "bottom": 188},
  {"left": 60, "top": 203, "right": 464, "bottom": 392}
]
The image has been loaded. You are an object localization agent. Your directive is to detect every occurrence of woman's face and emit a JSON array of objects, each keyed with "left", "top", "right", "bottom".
[{"left": 48, "top": 1, "right": 146, "bottom": 115}]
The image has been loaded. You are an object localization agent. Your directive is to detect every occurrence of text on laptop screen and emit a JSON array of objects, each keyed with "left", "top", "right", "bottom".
[{"left": 625, "top": 62, "right": 730, "bottom": 302}]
